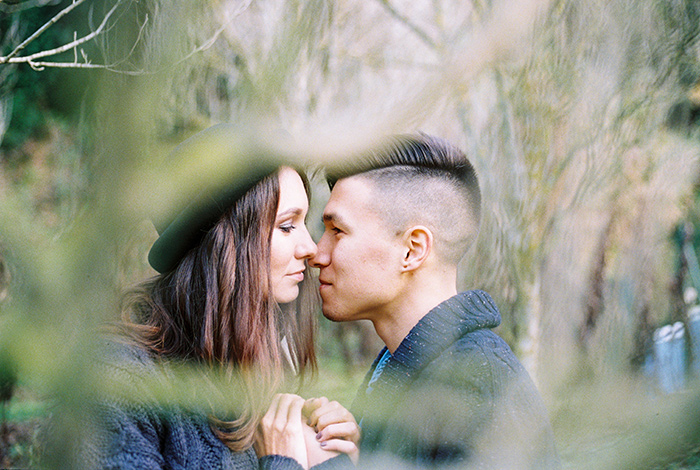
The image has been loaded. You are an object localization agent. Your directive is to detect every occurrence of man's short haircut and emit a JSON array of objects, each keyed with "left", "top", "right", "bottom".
[{"left": 326, "top": 133, "right": 481, "bottom": 265}]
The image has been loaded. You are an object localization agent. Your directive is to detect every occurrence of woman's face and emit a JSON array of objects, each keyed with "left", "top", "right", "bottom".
[{"left": 270, "top": 167, "right": 318, "bottom": 304}]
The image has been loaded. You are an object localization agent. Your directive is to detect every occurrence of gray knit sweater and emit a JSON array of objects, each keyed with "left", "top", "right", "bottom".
[{"left": 80, "top": 340, "right": 349, "bottom": 470}]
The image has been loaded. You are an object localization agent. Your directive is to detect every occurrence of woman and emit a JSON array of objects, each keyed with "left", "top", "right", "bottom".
[{"left": 82, "top": 124, "right": 356, "bottom": 469}]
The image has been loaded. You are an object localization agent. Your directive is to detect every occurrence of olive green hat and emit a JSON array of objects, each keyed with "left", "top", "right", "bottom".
[{"left": 148, "top": 123, "right": 281, "bottom": 274}]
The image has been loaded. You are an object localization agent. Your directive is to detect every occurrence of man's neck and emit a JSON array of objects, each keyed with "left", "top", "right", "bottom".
[{"left": 372, "top": 278, "right": 458, "bottom": 354}]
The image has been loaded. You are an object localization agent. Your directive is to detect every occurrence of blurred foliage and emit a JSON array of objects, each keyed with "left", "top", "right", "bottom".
[{"left": 1, "top": 0, "right": 700, "bottom": 468}]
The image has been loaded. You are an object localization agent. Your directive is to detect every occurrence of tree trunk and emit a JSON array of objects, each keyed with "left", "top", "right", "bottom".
[{"left": 519, "top": 275, "right": 542, "bottom": 385}]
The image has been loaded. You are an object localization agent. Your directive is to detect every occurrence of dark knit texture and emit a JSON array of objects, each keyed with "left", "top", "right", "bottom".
[
  {"left": 79, "top": 341, "right": 350, "bottom": 470},
  {"left": 352, "top": 290, "right": 561, "bottom": 469}
]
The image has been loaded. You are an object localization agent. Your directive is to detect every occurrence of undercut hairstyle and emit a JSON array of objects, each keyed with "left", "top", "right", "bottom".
[
  {"left": 122, "top": 169, "right": 317, "bottom": 452},
  {"left": 327, "top": 134, "right": 481, "bottom": 264}
]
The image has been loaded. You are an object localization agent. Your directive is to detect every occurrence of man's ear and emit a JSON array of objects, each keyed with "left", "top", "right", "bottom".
[{"left": 401, "top": 226, "right": 433, "bottom": 272}]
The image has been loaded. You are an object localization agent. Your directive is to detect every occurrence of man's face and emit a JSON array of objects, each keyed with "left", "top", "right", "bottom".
[{"left": 311, "top": 176, "right": 405, "bottom": 322}]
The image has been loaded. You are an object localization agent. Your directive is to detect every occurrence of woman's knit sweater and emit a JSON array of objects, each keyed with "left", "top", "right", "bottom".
[{"left": 79, "top": 340, "right": 347, "bottom": 470}]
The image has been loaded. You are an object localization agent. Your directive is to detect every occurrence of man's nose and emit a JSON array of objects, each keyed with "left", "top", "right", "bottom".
[{"left": 310, "top": 233, "right": 330, "bottom": 268}]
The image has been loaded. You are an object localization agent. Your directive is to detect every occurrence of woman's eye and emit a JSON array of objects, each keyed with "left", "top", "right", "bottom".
[{"left": 279, "top": 224, "right": 295, "bottom": 233}]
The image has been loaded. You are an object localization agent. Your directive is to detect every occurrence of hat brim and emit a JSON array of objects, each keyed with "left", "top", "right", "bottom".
[{"left": 147, "top": 124, "right": 281, "bottom": 274}]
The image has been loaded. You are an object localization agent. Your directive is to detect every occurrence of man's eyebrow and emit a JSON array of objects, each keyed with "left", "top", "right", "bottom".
[{"left": 322, "top": 212, "right": 343, "bottom": 225}]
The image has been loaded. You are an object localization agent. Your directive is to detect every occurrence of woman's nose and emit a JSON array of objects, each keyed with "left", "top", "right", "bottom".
[{"left": 296, "top": 227, "right": 317, "bottom": 259}]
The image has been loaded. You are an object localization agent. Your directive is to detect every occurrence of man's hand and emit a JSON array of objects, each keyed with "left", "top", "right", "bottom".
[{"left": 304, "top": 397, "right": 360, "bottom": 464}]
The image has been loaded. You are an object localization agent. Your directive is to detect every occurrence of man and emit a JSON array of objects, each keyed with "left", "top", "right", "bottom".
[{"left": 307, "top": 134, "right": 560, "bottom": 469}]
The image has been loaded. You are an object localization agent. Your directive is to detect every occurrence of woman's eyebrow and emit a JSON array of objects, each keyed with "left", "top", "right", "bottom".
[{"left": 276, "top": 208, "right": 303, "bottom": 219}]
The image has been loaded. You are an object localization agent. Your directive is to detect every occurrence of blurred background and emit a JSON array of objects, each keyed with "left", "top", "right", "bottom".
[{"left": 2, "top": 0, "right": 700, "bottom": 468}]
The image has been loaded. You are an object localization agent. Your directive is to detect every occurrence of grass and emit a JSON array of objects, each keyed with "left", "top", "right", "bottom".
[
  {"left": 302, "top": 354, "right": 370, "bottom": 405},
  {"left": 0, "top": 388, "right": 47, "bottom": 469}
]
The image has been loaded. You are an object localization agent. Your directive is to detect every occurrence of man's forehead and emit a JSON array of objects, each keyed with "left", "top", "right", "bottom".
[
  {"left": 329, "top": 176, "right": 366, "bottom": 201},
  {"left": 323, "top": 176, "right": 374, "bottom": 220}
]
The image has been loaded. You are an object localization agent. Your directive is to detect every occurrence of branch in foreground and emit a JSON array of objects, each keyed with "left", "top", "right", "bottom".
[
  {"left": 19, "top": 60, "right": 123, "bottom": 73},
  {"left": 2, "top": 0, "right": 122, "bottom": 64},
  {"left": 0, "top": 0, "right": 90, "bottom": 64},
  {"left": 0, "top": 0, "right": 253, "bottom": 74}
]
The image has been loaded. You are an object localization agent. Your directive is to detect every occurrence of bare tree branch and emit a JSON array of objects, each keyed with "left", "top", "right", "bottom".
[
  {"left": 0, "top": 0, "right": 90, "bottom": 64},
  {"left": 2, "top": 0, "right": 121, "bottom": 64},
  {"left": 111, "top": 0, "right": 254, "bottom": 74},
  {"left": 23, "top": 60, "right": 141, "bottom": 73},
  {"left": 374, "top": 0, "right": 438, "bottom": 50},
  {"left": 0, "top": 0, "right": 253, "bottom": 74},
  {"left": 173, "top": 0, "right": 253, "bottom": 67},
  {"left": 108, "top": 13, "right": 149, "bottom": 67}
]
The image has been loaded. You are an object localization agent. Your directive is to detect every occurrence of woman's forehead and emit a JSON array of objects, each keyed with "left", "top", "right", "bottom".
[{"left": 277, "top": 168, "right": 308, "bottom": 214}]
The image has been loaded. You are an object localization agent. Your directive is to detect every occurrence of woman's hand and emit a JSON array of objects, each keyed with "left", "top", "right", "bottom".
[
  {"left": 304, "top": 397, "right": 360, "bottom": 464},
  {"left": 255, "top": 393, "right": 309, "bottom": 469},
  {"left": 302, "top": 419, "right": 340, "bottom": 467}
]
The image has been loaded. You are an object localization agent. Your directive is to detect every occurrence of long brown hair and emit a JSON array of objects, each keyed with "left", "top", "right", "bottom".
[{"left": 123, "top": 168, "right": 317, "bottom": 451}]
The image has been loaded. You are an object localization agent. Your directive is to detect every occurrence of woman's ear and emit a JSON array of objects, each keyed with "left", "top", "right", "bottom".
[{"left": 401, "top": 226, "right": 433, "bottom": 272}]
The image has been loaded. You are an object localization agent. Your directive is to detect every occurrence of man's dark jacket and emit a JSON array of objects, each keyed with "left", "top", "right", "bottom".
[{"left": 351, "top": 290, "right": 560, "bottom": 469}]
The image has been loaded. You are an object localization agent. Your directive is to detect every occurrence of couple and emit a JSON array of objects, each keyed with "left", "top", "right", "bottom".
[{"left": 84, "top": 125, "right": 559, "bottom": 469}]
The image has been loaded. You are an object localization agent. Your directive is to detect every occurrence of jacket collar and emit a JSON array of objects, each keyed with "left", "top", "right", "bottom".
[{"left": 354, "top": 290, "right": 501, "bottom": 410}]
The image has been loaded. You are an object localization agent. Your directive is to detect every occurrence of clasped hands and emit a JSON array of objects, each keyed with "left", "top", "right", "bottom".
[{"left": 254, "top": 394, "right": 361, "bottom": 469}]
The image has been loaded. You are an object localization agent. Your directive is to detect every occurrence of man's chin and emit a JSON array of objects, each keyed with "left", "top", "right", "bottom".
[{"left": 321, "top": 306, "right": 346, "bottom": 322}]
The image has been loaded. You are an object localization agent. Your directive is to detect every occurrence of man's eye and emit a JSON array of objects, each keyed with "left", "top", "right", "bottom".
[{"left": 331, "top": 227, "right": 343, "bottom": 234}]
